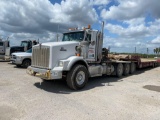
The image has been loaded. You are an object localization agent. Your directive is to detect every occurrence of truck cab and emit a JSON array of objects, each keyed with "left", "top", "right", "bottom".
[
  {"left": 0, "top": 39, "right": 9, "bottom": 59},
  {"left": 27, "top": 24, "right": 106, "bottom": 89},
  {"left": 5, "top": 40, "right": 38, "bottom": 60}
]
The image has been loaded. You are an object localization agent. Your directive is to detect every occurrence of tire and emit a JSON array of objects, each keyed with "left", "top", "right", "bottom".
[
  {"left": 22, "top": 59, "right": 31, "bottom": 68},
  {"left": 116, "top": 63, "right": 123, "bottom": 77},
  {"left": 123, "top": 63, "right": 130, "bottom": 76},
  {"left": 66, "top": 64, "right": 88, "bottom": 90},
  {"left": 16, "top": 65, "right": 21, "bottom": 67},
  {"left": 130, "top": 62, "right": 136, "bottom": 74}
]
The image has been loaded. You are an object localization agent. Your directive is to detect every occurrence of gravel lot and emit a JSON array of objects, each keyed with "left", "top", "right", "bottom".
[{"left": 0, "top": 61, "right": 160, "bottom": 120}]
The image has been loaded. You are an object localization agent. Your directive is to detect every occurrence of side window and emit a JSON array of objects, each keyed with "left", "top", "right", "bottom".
[
  {"left": 85, "top": 34, "right": 91, "bottom": 41},
  {"left": 0, "top": 42, "right": 3, "bottom": 46}
]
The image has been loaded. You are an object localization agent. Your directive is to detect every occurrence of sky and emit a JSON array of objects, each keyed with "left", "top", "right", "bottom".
[{"left": 0, "top": 0, "right": 160, "bottom": 54}]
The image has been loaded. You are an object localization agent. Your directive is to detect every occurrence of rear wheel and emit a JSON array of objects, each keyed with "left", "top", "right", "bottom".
[
  {"left": 22, "top": 59, "right": 31, "bottom": 68},
  {"left": 66, "top": 64, "right": 88, "bottom": 90},
  {"left": 130, "top": 62, "right": 136, "bottom": 74},
  {"left": 123, "top": 63, "right": 130, "bottom": 76},
  {"left": 116, "top": 63, "right": 123, "bottom": 77}
]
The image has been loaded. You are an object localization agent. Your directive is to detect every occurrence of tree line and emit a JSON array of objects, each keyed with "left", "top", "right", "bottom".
[{"left": 153, "top": 48, "right": 160, "bottom": 57}]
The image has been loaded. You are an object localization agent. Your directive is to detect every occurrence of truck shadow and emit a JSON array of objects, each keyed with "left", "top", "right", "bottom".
[
  {"left": 34, "top": 76, "right": 122, "bottom": 94},
  {"left": 34, "top": 67, "right": 154, "bottom": 94}
]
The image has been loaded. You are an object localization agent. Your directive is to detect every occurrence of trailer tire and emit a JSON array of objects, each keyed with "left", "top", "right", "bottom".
[
  {"left": 116, "top": 63, "right": 123, "bottom": 77},
  {"left": 66, "top": 64, "right": 88, "bottom": 90},
  {"left": 123, "top": 63, "right": 130, "bottom": 76},
  {"left": 22, "top": 59, "right": 31, "bottom": 68},
  {"left": 130, "top": 62, "right": 136, "bottom": 74}
]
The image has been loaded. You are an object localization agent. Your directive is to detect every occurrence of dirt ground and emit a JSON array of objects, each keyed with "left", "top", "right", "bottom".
[{"left": 0, "top": 61, "right": 160, "bottom": 120}]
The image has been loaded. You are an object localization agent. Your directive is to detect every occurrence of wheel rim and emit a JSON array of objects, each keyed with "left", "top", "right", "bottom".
[
  {"left": 131, "top": 63, "right": 135, "bottom": 72},
  {"left": 118, "top": 64, "right": 123, "bottom": 74},
  {"left": 125, "top": 64, "right": 129, "bottom": 72},
  {"left": 76, "top": 71, "right": 85, "bottom": 85},
  {"left": 24, "top": 61, "right": 30, "bottom": 67}
]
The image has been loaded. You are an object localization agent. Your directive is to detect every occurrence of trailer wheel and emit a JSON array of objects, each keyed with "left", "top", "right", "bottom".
[
  {"left": 116, "top": 63, "right": 123, "bottom": 77},
  {"left": 66, "top": 64, "right": 88, "bottom": 90},
  {"left": 130, "top": 62, "right": 136, "bottom": 74},
  {"left": 123, "top": 63, "right": 130, "bottom": 76},
  {"left": 22, "top": 59, "right": 31, "bottom": 68}
]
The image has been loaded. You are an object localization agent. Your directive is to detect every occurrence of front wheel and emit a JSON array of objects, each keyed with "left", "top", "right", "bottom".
[
  {"left": 22, "top": 59, "right": 31, "bottom": 68},
  {"left": 66, "top": 64, "right": 88, "bottom": 90}
]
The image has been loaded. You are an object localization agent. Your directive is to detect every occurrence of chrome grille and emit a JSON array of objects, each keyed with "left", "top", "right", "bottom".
[{"left": 32, "top": 46, "right": 50, "bottom": 69}]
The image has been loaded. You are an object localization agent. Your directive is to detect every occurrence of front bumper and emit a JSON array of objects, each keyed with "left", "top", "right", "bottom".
[
  {"left": 27, "top": 66, "right": 63, "bottom": 80},
  {"left": 10, "top": 58, "right": 22, "bottom": 65}
]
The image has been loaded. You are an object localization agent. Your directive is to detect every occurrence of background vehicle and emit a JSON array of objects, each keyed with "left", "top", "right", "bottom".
[
  {"left": 0, "top": 38, "right": 9, "bottom": 59},
  {"left": 11, "top": 49, "right": 32, "bottom": 68},
  {"left": 5, "top": 40, "right": 38, "bottom": 60},
  {"left": 27, "top": 22, "right": 158, "bottom": 90}
]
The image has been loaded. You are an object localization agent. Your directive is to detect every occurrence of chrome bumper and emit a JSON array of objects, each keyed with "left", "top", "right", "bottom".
[{"left": 26, "top": 66, "right": 63, "bottom": 80}]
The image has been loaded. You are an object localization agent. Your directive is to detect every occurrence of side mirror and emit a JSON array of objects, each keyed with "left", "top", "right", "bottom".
[{"left": 90, "top": 41, "right": 95, "bottom": 46}]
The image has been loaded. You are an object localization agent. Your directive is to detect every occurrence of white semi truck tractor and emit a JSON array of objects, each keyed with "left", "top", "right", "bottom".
[{"left": 27, "top": 22, "right": 137, "bottom": 90}]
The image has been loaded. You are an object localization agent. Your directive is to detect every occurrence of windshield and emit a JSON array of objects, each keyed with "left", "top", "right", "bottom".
[
  {"left": 62, "top": 31, "right": 84, "bottom": 42},
  {"left": 26, "top": 49, "right": 32, "bottom": 53},
  {"left": 21, "top": 41, "right": 28, "bottom": 47}
]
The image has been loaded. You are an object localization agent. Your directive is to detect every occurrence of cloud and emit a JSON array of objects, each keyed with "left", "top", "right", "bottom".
[
  {"left": 0, "top": 0, "right": 98, "bottom": 45},
  {"left": 105, "top": 23, "right": 150, "bottom": 38},
  {"left": 101, "top": 0, "right": 160, "bottom": 20},
  {"left": 103, "top": 17, "right": 160, "bottom": 53},
  {"left": 90, "top": 0, "right": 110, "bottom": 6},
  {"left": 151, "top": 36, "right": 160, "bottom": 44}
]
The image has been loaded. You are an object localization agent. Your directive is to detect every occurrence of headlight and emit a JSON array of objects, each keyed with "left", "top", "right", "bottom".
[
  {"left": 59, "top": 61, "right": 64, "bottom": 67},
  {"left": 17, "top": 56, "right": 22, "bottom": 60}
]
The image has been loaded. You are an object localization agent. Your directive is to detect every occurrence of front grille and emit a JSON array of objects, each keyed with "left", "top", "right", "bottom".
[
  {"left": 32, "top": 46, "right": 50, "bottom": 69},
  {"left": 13, "top": 55, "right": 16, "bottom": 59}
]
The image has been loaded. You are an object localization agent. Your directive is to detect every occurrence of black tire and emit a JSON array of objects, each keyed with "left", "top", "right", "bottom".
[
  {"left": 116, "top": 63, "right": 123, "bottom": 77},
  {"left": 22, "top": 59, "right": 31, "bottom": 68},
  {"left": 66, "top": 64, "right": 88, "bottom": 90},
  {"left": 16, "top": 65, "right": 21, "bottom": 67},
  {"left": 123, "top": 63, "right": 130, "bottom": 76},
  {"left": 130, "top": 62, "right": 136, "bottom": 74}
]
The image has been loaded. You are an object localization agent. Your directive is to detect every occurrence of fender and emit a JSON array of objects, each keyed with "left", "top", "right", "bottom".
[{"left": 61, "top": 56, "right": 88, "bottom": 71}]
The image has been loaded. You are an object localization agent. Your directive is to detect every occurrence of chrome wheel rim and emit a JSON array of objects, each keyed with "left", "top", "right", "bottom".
[{"left": 76, "top": 71, "right": 85, "bottom": 85}]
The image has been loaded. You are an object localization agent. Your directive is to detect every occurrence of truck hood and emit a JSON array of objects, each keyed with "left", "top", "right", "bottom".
[
  {"left": 12, "top": 52, "right": 32, "bottom": 57},
  {"left": 32, "top": 41, "right": 80, "bottom": 69}
]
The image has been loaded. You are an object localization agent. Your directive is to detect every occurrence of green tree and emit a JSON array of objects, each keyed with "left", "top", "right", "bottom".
[
  {"left": 156, "top": 48, "right": 159, "bottom": 57},
  {"left": 154, "top": 49, "right": 156, "bottom": 54}
]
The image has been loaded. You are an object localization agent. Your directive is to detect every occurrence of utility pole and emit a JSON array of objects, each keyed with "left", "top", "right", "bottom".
[
  {"left": 147, "top": 48, "right": 149, "bottom": 58},
  {"left": 108, "top": 46, "right": 110, "bottom": 53},
  {"left": 135, "top": 47, "right": 136, "bottom": 54}
]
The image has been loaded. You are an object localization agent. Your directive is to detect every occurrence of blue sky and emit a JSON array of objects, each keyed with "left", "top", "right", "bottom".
[{"left": 0, "top": 0, "right": 160, "bottom": 53}]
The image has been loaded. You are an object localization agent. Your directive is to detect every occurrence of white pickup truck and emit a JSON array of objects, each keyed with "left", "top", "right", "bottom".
[{"left": 11, "top": 49, "right": 32, "bottom": 68}]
